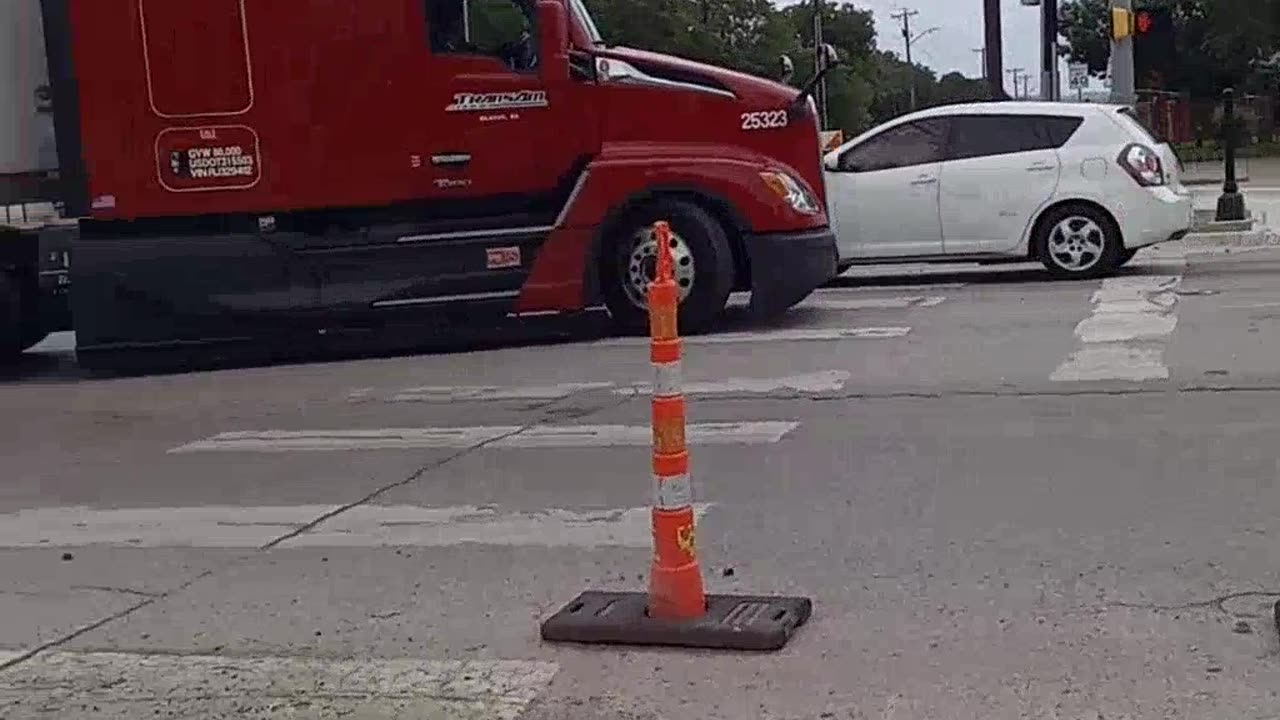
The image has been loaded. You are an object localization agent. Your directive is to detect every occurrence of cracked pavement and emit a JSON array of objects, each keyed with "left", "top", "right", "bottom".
[{"left": 7, "top": 245, "right": 1280, "bottom": 716}]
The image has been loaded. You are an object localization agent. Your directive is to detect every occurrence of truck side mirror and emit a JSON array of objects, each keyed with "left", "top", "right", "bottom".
[{"left": 537, "top": 0, "right": 570, "bottom": 84}]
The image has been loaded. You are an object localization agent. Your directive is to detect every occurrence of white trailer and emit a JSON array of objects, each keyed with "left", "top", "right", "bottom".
[{"left": 1, "top": 0, "right": 73, "bottom": 358}]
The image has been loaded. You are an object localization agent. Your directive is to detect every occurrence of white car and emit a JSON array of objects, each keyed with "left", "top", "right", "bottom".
[{"left": 823, "top": 101, "right": 1193, "bottom": 279}]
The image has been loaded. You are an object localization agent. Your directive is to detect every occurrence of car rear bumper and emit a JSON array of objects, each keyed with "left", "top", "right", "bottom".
[
  {"left": 746, "top": 226, "right": 838, "bottom": 315},
  {"left": 1124, "top": 186, "right": 1194, "bottom": 250}
]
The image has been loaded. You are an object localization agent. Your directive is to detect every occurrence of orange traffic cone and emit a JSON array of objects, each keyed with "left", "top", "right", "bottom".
[{"left": 646, "top": 220, "right": 706, "bottom": 620}]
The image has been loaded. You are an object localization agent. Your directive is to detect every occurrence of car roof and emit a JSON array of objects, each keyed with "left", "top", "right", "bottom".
[
  {"left": 906, "top": 101, "right": 1116, "bottom": 120},
  {"left": 832, "top": 100, "right": 1131, "bottom": 157}
]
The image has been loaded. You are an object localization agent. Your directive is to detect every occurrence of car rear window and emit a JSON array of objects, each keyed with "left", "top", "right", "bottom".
[{"left": 1115, "top": 107, "right": 1162, "bottom": 144}]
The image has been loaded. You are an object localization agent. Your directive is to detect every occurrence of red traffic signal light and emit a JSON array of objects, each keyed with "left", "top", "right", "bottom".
[{"left": 1136, "top": 10, "right": 1153, "bottom": 33}]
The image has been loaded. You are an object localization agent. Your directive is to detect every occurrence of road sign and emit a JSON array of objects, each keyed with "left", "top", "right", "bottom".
[{"left": 1068, "top": 63, "right": 1089, "bottom": 90}]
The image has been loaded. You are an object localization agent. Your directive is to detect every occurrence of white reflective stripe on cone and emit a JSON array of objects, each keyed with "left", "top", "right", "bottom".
[
  {"left": 651, "top": 360, "right": 682, "bottom": 398},
  {"left": 653, "top": 473, "right": 693, "bottom": 510}
]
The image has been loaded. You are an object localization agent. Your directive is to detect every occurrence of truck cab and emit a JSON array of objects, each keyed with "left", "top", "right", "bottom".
[{"left": 19, "top": 0, "right": 837, "bottom": 367}]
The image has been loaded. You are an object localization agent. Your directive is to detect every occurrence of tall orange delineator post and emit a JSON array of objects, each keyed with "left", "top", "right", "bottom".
[
  {"left": 539, "top": 221, "right": 812, "bottom": 651},
  {"left": 646, "top": 220, "right": 705, "bottom": 620}
]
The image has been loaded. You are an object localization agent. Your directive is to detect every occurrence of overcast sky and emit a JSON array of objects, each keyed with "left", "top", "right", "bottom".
[{"left": 776, "top": 0, "right": 1076, "bottom": 97}]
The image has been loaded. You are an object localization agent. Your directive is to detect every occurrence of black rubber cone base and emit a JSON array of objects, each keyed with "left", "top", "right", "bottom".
[{"left": 540, "top": 591, "right": 812, "bottom": 651}]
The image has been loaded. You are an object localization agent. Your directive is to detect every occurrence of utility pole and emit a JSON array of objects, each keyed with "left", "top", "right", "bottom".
[
  {"left": 813, "top": 0, "right": 828, "bottom": 127},
  {"left": 1040, "top": 0, "right": 1059, "bottom": 101},
  {"left": 892, "top": 8, "right": 921, "bottom": 109},
  {"left": 983, "top": 0, "right": 1005, "bottom": 99},
  {"left": 973, "top": 47, "right": 986, "bottom": 81},
  {"left": 1007, "top": 68, "right": 1024, "bottom": 99},
  {"left": 1109, "top": 0, "right": 1136, "bottom": 105}
]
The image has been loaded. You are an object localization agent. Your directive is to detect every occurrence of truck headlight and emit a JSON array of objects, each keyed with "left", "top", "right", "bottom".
[{"left": 759, "top": 171, "right": 820, "bottom": 215}]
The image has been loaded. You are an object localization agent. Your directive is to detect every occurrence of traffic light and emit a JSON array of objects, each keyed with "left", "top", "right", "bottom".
[
  {"left": 1111, "top": 7, "right": 1134, "bottom": 40},
  {"left": 1136, "top": 10, "right": 1153, "bottom": 34}
]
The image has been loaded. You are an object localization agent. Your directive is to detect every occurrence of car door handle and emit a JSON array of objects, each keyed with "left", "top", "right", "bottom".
[
  {"left": 1026, "top": 163, "right": 1056, "bottom": 172},
  {"left": 910, "top": 176, "right": 938, "bottom": 186},
  {"left": 431, "top": 153, "right": 471, "bottom": 167}
]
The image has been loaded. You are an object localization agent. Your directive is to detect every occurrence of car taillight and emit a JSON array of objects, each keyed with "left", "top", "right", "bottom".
[{"left": 1118, "top": 143, "right": 1166, "bottom": 186}]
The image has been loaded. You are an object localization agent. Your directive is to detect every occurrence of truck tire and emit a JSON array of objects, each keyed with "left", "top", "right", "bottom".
[{"left": 600, "top": 199, "right": 736, "bottom": 335}]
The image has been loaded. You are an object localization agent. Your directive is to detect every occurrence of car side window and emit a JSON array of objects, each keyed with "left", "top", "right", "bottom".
[
  {"left": 838, "top": 119, "right": 948, "bottom": 173},
  {"left": 948, "top": 115, "right": 1084, "bottom": 161},
  {"left": 426, "top": 0, "right": 538, "bottom": 72}
]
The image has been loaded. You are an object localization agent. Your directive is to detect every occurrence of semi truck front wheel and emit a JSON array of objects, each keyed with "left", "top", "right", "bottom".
[{"left": 600, "top": 198, "right": 735, "bottom": 335}]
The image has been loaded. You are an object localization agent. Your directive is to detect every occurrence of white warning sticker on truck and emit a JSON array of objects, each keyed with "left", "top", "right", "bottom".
[
  {"left": 446, "top": 90, "right": 548, "bottom": 112},
  {"left": 155, "top": 125, "right": 261, "bottom": 193}
]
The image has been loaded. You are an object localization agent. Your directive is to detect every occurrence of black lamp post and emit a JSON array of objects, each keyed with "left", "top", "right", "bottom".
[{"left": 1216, "top": 87, "right": 1247, "bottom": 222}]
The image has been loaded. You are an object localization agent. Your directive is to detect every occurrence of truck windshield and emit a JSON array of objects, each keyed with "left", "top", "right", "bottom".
[{"left": 570, "top": 0, "right": 604, "bottom": 44}]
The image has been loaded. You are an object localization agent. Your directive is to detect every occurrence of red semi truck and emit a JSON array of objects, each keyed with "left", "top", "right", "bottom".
[{"left": 2, "top": 0, "right": 837, "bottom": 369}]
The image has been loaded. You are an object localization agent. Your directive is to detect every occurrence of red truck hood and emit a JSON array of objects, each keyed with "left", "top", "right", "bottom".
[
  {"left": 594, "top": 46, "right": 800, "bottom": 107},
  {"left": 588, "top": 46, "right": 827, "bottom": 213}
]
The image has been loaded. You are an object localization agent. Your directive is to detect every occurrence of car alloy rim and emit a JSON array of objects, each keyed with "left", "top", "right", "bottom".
[
  {"left": 621, "top": 225, "right": 696, "bottom": 310},
  {"left": 1048, "top": 216, "right": 1106, "bottom": 272}
]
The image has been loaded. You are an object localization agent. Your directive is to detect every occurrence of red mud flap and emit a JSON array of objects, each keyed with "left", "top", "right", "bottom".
[{"left": 539, "top": 591, "right": 813, "bottom": 651}]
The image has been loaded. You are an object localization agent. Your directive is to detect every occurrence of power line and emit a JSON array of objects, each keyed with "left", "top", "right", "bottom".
[{"left": 891, "top": 8, "right": 921, "bottom": 109}]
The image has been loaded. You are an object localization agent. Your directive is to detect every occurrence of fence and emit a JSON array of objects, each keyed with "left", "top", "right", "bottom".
[{"left": 1136, "top": 89, "right": 1279, "bottom": 162}]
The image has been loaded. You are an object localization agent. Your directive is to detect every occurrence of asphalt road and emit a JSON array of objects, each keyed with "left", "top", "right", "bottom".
[{"left": 6, "top": 241, "right": 1280, "bottom": 718}]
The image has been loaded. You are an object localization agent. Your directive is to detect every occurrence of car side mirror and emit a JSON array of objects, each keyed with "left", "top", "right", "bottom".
[{"left": 536, "top": 0, "right": 570, "bottom": 84}]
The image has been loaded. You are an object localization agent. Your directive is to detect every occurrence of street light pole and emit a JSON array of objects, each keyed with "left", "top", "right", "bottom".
[
  {"left": 1216, "top": 87, "right": 1247, "bottom": 222},
  {"left": 892, "top": 9, "right": 921, "bottom": 109}
]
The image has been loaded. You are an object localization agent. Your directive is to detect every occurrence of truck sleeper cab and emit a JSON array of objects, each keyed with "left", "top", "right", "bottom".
[{"left": 44, "top": 0, "right": 837, "bottom": 367}]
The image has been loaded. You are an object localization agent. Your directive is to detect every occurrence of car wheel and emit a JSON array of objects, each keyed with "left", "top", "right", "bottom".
[
  {"left": 1035, "top": 204, "right": 1123, "bottom": 280},
  {"left": 600, "top": 199, "right": 735, "bottom": 335}
]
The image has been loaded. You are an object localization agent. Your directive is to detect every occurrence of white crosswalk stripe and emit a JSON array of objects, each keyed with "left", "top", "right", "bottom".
[
  {"left": 801, "top": 295, "right": 946, "bottom": 311},
  {"left": 356, "top": 371, "right": 852, "bottom": 404},
  {"left": 168, "top": 421, "right": 801, "bottom": 453},
  {"left": 0, "top": 503, "right": 713, "bottom": 549},
  {"left": 594, "top": 326, "right": 910, "bottom": 346}
]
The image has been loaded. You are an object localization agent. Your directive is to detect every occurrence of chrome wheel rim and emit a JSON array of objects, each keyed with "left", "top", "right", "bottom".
[
  {"left": 1048, "top": 216, "right": 1106, "bottom": 272},
  {"left": 621, "top": 225, "right": 696, "bottom": 310}
]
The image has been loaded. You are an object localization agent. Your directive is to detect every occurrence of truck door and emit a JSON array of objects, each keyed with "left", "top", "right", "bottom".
[
  {"left": 314, "top": 0, "right": 590, "bottom": 318},
  {"left": 424, "top": 0, "right": 556, "bottom": 202}
]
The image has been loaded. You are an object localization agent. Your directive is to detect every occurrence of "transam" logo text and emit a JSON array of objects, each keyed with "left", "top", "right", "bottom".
[{"left": 445, "top": 90, "right": 549, "bottom": 112}]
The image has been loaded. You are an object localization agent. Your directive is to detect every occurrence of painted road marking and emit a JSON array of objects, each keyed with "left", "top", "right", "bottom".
[
  {"left": 1051, "top": 275, "right": 1182, "bottom": 382},
  {"left": 0, "top": 504, "right": 712, "bottom": 549},
  {"left": 360, "top": 372, "right": 851, "bottom": 404},
  {"left": 619, "top": 370, "right": 850, "bottom": 397},
  {"left": 594, "top": 327, "right": 910, "bottom": 347},
  {"left": 385, "top": 382, "right": 613, "bottom": 403},
  {"left": 169, "top": 426, "right": 514, "bottom": 453},
  {"left": 168, "top": 421, "right": 801, "bottom": 453},
  {"left": 498, "top": 421, "right": 799, "bottom": 448},
  {"left": 801, "top": 295, "right": 946, "bottom": 311},
  {"left": 0, "top": 652, "right": 559, "bottom": 720},
  {"left": 823, "top": 282, "right": 967, "bottom": 292}
]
